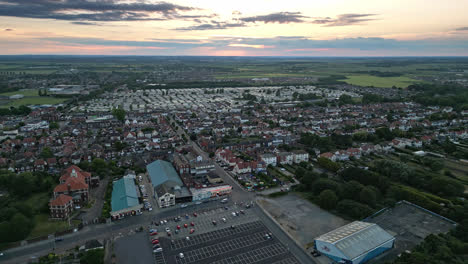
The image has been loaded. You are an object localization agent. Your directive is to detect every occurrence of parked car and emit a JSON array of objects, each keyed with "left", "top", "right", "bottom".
[
  {"left": 190, "top": 228, "right": 195, "bottom": 234},
  {"left": 179, "top": 253, "right": 185, "bottom": 258},
  {"left": 153, "top": 248, "right": 163, "bottom": 253},
  {"left": 193, "top": 212, "right": 198, "bottom": 217},
  {"left": 165, "top": 227, "right": 170, "bottom": 232},
  {"left": 212, "top": 220, "right": 217, "bottom": 225},
  {"left": 222, "top": 218, "right": 226, "bottom": 223},
  {"left": 176, "top": 225, "right": 181, "bottom": 230},
  {"left": 151, "top": 239, "right": 159, "bottom": 244},
  {"left": 190, "top": 222, "right": 195, "bottom": 226},
  {"left": 150, "top": 232, "right": 158, "bottom": 236},
  {"left": 184, "top": 223, "right": 188, "bottom": 228}
]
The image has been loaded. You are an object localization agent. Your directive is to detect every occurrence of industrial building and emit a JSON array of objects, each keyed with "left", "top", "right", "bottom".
[
  {"left": 110, "top": 176, "right": 142, "bottom": 219},
  {"left": 314, "top": 221, "right": 395, "bottom": 264},
  {"left": 147, "top": 160, "right": 192, "bottom": 208}
]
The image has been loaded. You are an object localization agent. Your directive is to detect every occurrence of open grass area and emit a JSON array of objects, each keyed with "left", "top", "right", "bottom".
[
  {"left": 340, "top": 75, "right": 420, "bottom": 88},
  {"left": 27, "top": 214, "right": 76, "bottom": 239},
  {"left": 0, "top": 89, "right": 39, "bottom": 97},
  {"left": 24, "top": 192, "right": 50, "bottom": 211},
  {"left": 0, "top": 96, "right": 67, "bottom": 108}
]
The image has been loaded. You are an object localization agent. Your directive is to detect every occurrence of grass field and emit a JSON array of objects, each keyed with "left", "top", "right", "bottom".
[
  {"left": 28, "top": 214, "right": 78, "bottom": 239},
  {"left": 340, "top": 75, "right": 419, "bottom": 88},
  {"left": 24, "top": 192, "right": 50, "bottom": 211},
  {"left": 0, "top": 97, "right": 67, "bottom": 108},
  {"left": 0, "top": 89, "right": 39, "bottom": 97}
]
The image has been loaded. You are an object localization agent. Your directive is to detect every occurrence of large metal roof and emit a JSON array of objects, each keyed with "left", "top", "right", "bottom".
[
  {"left": 147, "top": 160, "right": 183, "bottom": 188},
  {"left": 111, "top": 177, "right": 139, "bottom": 212},
  {"left": 316, "top": 221, "right": 394, "bottom": 260}
]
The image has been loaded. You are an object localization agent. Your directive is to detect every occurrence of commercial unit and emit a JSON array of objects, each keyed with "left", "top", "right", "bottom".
[
  {"left": 191, "top": 185, "right": 233, "bottom": 201},
  {"left": 147, "top": 160, "right": 192, "bottom": 208},
  {"left": 110, "top": 177, "right": 142, "bottom": 219},
  {"left": 314, "top": 221, "right": 395, "bottom": 264}
]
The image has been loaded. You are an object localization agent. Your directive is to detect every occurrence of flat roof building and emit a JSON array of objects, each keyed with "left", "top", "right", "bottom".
[{"left": 314, "top": 221, "right": 395, "bottom": 264}]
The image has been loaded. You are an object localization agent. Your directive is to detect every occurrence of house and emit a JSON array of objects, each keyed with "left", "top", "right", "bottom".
[
  {"left": 320, "top": 152, "right": 337, "bottom": 162},
  {"left": 292, "top": 150, "right": 309, "bottom": 163},
  {"left": 49, "top": 194, "right": 74, "bottom": 220},
  {"left": 277, "top": 152, "right": 293, "bottom": 165},
  {"left": 260, "top": 153, "right": 277, "bottom": 167},
  {"left": 233, "top": 161, "right": 252, "bottom": 174}
]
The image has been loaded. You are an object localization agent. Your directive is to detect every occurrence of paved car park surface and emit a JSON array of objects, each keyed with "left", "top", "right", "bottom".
[
  {"left": 157, "top": 220, "right": 300, "bottom": 264},
  {"left": 114, "top": 232, "right": 154, "bottom": 264}
]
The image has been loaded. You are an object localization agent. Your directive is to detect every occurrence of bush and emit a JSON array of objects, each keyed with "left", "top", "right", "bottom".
[
  {"left": 318, "top": 190, "right": 338, "bottom": 210},
  {"left": 336, "top": 199, "right": 373, "bottom": 219}
]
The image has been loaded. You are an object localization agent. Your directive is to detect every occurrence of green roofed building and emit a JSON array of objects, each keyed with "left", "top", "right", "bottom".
[{"left": 110, "top": 176, "right": 142, "bottom": 219}]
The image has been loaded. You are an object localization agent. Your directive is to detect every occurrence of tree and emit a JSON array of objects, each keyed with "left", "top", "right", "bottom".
[
  {"left": 80, "top": 249, "right": 104, "bottom": 264},
  {"left": 275, "top": 89, "right": 281, "bottom": 97},
  {"left": 317, "top": 157, "right": 340, "bottom": 172},
  {"left": 111, "top": 108, "right": 126, "bottom": 122},
  {"left": 49, "top": 122, "right": 59, "bottom": 130},
  {"left": 359, "top": 186, "right": 377, "bottom": 207},
  {"left": 318, "top": 189, "right": 338, "bottom": 210},
  {"left": 338, "top": 94, "right": 353, "bottom": 105},
  {"left": 40, "top": 147, "right": 54, "bottom": 159}
]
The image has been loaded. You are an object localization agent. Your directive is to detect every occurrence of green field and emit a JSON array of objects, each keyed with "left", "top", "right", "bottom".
[
  {"left": 0, "top": 97, "right": 67, "bottom": 108},
  {"left": 0, "top": 89, "right": 39, "bottom": 97},
  {"left": 27, "top": 214, "right": 79, "bottom": 239},
  {"left": 340, "top": 75, "right": 419, "bottom": 88}
]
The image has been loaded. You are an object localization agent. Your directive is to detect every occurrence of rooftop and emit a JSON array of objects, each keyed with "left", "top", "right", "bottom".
[
  {"left": 316, "top": 221, "right": 395, "bottom": 260},
  {"left": 147, "top": 160, "right": 183, "bottom": 188},
  {"left": 111, "top": 177, "right": 139, "bottom": 213}
]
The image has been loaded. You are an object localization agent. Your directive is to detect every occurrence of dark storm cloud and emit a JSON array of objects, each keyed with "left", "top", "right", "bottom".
[
  {"left": 311, "top": 14, "right": 377, "bottom": 26},
  {"left": 4, "top": 28, "right": 14, "bottom": 31},
  {"left": 0, "top": 0, "right": 199, "bottom": 22},
  {"left": 455, "top": 27, "right": 468, "bottom": 31},
  {"left": 240, "top": 12, "right": 308, "bottom": 24}
]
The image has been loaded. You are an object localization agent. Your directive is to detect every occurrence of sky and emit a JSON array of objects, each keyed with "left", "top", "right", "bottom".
[{"left": 1, "top": 0, "right": 468, "bottom": 56}]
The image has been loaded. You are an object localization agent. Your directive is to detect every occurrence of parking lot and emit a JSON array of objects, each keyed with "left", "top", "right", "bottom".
[
  {"left": 160, "top": 220, "right": 300, "bottom": 264},
  {"left": 152, "top": 203, "right": 258, "bottom": 239},
  {"left": 367, "top": 201, "right": 456, "bottom": 263}
]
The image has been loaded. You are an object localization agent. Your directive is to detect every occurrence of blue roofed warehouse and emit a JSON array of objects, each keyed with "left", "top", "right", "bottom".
[{"left": 314, "top": 221, "right": 395, "bottom": 264}]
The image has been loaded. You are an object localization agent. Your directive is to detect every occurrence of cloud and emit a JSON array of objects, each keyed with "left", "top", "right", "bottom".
[
  {"left": 4, "top": 28, "right": 13, "bottom": 31},
  {"left": 71, "top": 22, "right": 102, "bottom": 26},
  {"left": 240, "top": 12, "right": 308, "bottom": 24},
  {"left": 311, "top": 13, "right": 377, "bottom": 26},
  {"left": 228, "top": 44, "right": 274, "bottom": 49},
  {"left": 176, "top": 22, "right": 246, "bottom": 31},
  {"left": 455, "top": 27, "right": 468, "bottom": 31},
  {"left": 0, "top": 0, "right": 201, "bottom": 22},
  {"left": 25, "top": 35, "right": 468, "bottom": 56}
]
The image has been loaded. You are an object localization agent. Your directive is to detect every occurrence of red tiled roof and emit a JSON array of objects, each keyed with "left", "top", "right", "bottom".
[
  {"left": 50, "top": 194, "right": 73, "bottom": 206},
  {"left": 60, "top": 165, "right": 91, "bottom": 182},
  {"left": 54, "top": 177, "right": 88, "bottom": 192}
]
